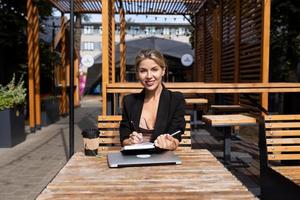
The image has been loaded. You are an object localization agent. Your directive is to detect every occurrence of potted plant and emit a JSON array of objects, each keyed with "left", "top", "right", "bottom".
[{"left": 0, "top": 75, "right": 26, "bottom": 147}]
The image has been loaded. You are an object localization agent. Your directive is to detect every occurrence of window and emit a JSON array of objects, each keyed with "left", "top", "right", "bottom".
[
  {"left": 83, "top": 42, "right": 94, "bottom": 51},
  {"left": 130, "top": 26, "right": 140, "bottom": 36},
  {"left": 163, "top": 28, "right": 170, "bottom": 35},
  {"left": 145, "top": 26, "right": 156, "bottom": 35},
  {"left": 83, "top": 26, "right": 94, "bottom": 34}
]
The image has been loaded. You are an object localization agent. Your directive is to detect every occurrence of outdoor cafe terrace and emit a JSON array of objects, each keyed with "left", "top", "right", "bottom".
[{"left": 22, "top": 0, "right": 300, "bottom": 199}]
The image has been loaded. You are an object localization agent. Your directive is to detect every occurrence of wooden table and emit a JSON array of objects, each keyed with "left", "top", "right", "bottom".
[
  {"left": 185, "top": 98, "right": 208, "bottom": 127},
  {"left": 202, "top": 114, "right": 257, "bottom": 165},
  {"left": 210, "top": 105, "right": 251, "bottom": 114},
  {"left": 37, "top": 149, "right": 256, "bottom": 199}
]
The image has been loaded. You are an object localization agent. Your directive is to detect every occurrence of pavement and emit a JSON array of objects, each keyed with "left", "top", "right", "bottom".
[{"left": 0, "top": 95, "right": 101, "bottom": 200}]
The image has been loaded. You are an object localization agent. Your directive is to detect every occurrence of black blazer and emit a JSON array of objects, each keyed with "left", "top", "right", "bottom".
[{"left": 119, "top": 86, "right": 186, "bottom": 144}]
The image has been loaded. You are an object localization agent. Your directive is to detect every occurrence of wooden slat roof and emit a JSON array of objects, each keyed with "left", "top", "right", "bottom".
[{"left": 48, "top": 0, "right": 205, "bottom": 14}]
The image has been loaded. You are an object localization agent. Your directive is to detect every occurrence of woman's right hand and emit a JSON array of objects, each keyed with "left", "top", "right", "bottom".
[{"left": 123, "top": 131, "right": 143, "bottom": 145}]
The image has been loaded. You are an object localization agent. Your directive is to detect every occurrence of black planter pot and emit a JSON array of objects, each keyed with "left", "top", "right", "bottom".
[
  {"left": 0, "top": 106, "right": 26, "bottom": 147},
  {"left": 41, "top": 97, "right": 60, "bottom": 126}
]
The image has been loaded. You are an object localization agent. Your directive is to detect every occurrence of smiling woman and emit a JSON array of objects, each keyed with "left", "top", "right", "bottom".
[{"left": 119, "top": 49, "right": 186, "bottom": 151}]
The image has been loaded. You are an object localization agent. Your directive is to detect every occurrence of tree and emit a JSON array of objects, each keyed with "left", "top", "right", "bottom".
[
  {"left": 0, "top": 0, "right": 54, "bottom": 88},
  {"left": 270, "top": 0, "right": 300, "bottom": 82}
]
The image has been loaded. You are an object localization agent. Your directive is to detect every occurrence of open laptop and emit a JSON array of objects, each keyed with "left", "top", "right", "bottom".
[{"left": 107, "top": 151, "right": 182, "bottom": 168}]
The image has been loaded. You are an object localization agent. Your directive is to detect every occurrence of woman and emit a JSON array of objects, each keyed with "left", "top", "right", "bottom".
[{"left": 119, "top": 49, "right": 186, "bottom": 150}]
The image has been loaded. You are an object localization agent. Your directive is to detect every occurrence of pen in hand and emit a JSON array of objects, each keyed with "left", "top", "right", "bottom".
[
  {"left": 130, "top": 121, "right": 143, "bottom": 143},
  {"left": 154, "top": 130, "right": 181, "bottom": 150},
  {"left": 170, "top": 130, "right": 181, "bottom": 137}
]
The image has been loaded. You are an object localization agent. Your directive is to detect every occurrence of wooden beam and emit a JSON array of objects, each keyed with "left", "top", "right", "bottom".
[
  {"left": 217, "top": 1, "right": 223, "bottom": 83},
  {"left": 26, "top": 0, "right": 35, "bottom": 132},
  {"left": 120, "top": 7, "right": 126, "bottom": 82},
  {"left": 106, "top": 82, "right": 300, "bottom": 94},
  {"left": 261, "top": 0, "right": 271, "bottom": 113},
  {"left": 33, "top": 3, "right": 41, "bottom": 129},
  {"left": 111, "top": 1, "right": 117, "bottom": 114},
  {"left": 60, "top": 15, "right": 67, "bottom": 115},
  {"left": 111, "top": 4, "right": 116, "bottom": 83},
  {"left": 74, "top": 56, "right": 80, "bottom": 106},
  {"left": 212, "top": 5, "right": 221, "bottom": 83},
  {"left": 234, "top": 0, "right": 241, "bottom": 104},
  {"left": 102, "top": 0, "right": 111, "bottom": 115},
  {"left": 202, "top": 9, "right": 206, "bottom": 82}
]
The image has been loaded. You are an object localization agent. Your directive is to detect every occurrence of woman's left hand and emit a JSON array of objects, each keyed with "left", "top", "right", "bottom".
[{"left": 154, "top": 134, "right": 179, "bottom": 150}]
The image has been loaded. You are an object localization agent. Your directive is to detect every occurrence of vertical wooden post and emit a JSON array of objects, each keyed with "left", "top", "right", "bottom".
[
  {"left": 234, "top": 0, "right": 241, "bottom": 104},
  {"left": 202, "top": 8, "right": 206, "bottom": 82},
  {"left": 261, "top": 0, "right": 270, "bottom": 112},
  {"left": 111, "top": 5, "right": 116, "bottom": 83},
  {"left": 74, "top": 55, "right": 80, "bottom": 106},
  {"left": 26, "top": 0, "right": 35, "bottom": 132},
  {"left": 60, "top": 15, "right": 67, "bottom": 115},
  {"left": 212, "top": 6, "right": 221, "bottom": 83},
  {"left": 218, "top": 1, "right": 223, "bottom": 83},
  {"left": 102, "top": 0, "right": 110, "bottom": 115},
  {"left": 111, "top": 4, "right": 118, "bottom": 114},
  {"left": 193, "top": 14, "right": 198, "bottom": 82},
  {"left": 33, "top": 4, "right": 41, "bottom": 129},
  {"left": 120, "top": 7, "right": 126, "bottom": 82}
]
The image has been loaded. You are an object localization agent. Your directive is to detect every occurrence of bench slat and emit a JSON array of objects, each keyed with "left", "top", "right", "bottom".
[
  {"left": 267, "top": 138, "right": 300, "bottom": 145},
  {"left": 98, "top": 123, "right": 120, "bottom": 129},
  {"left": 265, "top": 122, "right": 300, "bottom": 129},
  {"left": 268, "top": 154, "right": 300, "bottom": 160},
  {"left": 99, "top": 137, "right": 120, "bottom": 144},
  {"left": 267, "top": 146, "right": 300, "bottom": 152},
  {"left": 265, "top": 115, "right": 300, "bottom": 121},
  {"left": 98, "top": 146, "right": 121, "bottom": 151},
  {"left": 266, "top": 130, "right": 300, "bottom": 137},
  {"left": 98, "top": 115, "right": 122, "bottom": 121}
]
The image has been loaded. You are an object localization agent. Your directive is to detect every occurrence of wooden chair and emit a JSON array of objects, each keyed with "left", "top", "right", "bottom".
[
  {"left": 98, "top": 115, "right": 191, "bottom": 152},
  {"left": 259, "top": 114, "right": 300, "bottom": 200}
]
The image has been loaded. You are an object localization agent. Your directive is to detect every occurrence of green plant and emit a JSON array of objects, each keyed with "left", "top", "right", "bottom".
[{"left": 0, "top": 75, "right": 26, "bottom": 111}]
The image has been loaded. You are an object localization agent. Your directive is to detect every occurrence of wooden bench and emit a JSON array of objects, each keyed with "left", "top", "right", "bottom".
[
  {"left": 259, "top": 114, "right": 300, "bottom": 199},
  {"left": 98, "top": 115, "right": 191, "bottom": 152}
]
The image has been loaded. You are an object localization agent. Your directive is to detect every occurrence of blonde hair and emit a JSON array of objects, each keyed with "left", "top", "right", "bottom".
[{"left": 135, "top": 49, "right": 167, "bottom": 71}]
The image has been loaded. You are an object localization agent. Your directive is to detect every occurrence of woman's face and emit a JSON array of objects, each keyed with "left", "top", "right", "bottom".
[{"left": 137, "top": 58, "right": 165, "bottom": 91}]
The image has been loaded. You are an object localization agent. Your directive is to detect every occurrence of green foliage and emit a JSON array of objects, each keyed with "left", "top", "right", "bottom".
[
  {"left": 270, "top": 0, "right": 300, "bottom": 81},
  {"left": 0, "top": 75, "right": 27, "bottom": 111}
]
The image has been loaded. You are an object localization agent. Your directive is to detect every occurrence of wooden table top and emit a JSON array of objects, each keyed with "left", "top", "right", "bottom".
[
  {"left": 185, "top": 98, "right": 208, "bottom": 104},
  {"left": 37, "top": 149, "right": 256, "bottom": 200},
  {"left": 202, "top": 114, "right": 257, "bottom": 127}
]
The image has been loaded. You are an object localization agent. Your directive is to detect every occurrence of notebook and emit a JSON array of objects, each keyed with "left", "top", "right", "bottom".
[
  {"left": 107, "top": 151, "right": 182, "bottom": 168},
  {"left": 121, "top": 142, "right": 155, "bottom": 151}
]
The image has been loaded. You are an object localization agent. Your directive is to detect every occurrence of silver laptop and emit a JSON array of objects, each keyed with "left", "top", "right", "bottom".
[{"left": 107, "top": 151, "right": 182, "bottom": 168}]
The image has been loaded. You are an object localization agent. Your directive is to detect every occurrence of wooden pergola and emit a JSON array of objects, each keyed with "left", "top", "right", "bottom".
[
  {"left": 26, "top": 0, "right": 80, "bottom": 132},
  {"left": 45, "top": 0, "right": 294, "bottom": 117},
  {"left": 105, "top": 0, "right": 270, "bottom": 116}
]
